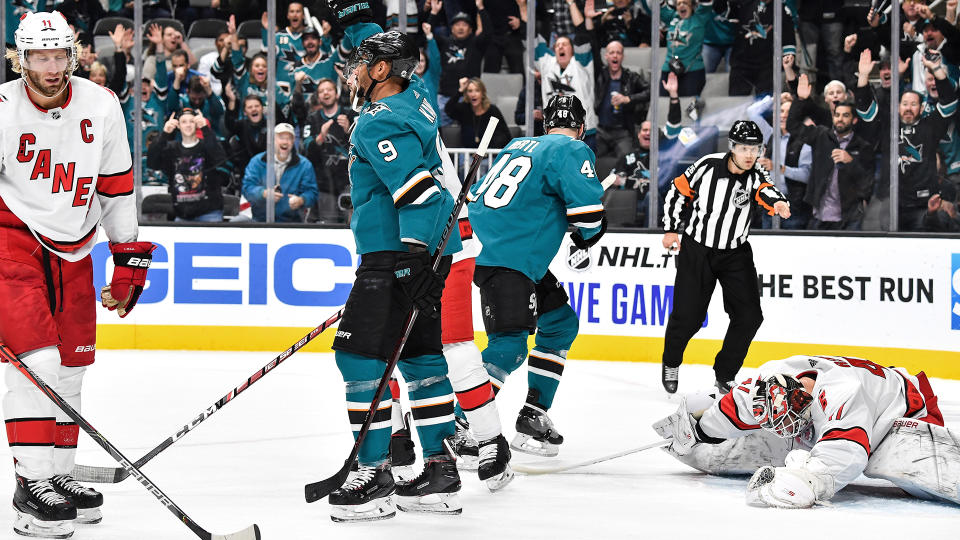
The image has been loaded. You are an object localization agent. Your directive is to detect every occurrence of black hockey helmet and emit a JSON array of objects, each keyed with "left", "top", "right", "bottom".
[
  {"left": 345, "top": 30, "right": 418, "bottom": 83},
  {"left": 543, "top": 94, "right": 587, "bottom": 132},
  {"left": 728, "top": 120, "right": 764, "bottom": 146}
]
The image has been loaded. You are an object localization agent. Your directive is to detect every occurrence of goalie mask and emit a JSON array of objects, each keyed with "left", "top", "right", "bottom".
[
  {"left": 751, "top": 374, "right": 813, "bottom": 439},
  {"left": 343, "top": 31, "right": 417, "bottom": 111}
]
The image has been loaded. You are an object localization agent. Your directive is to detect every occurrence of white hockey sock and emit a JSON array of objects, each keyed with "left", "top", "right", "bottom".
[{"left": 444, "top": 341, "right": 502, "bottom": 442}]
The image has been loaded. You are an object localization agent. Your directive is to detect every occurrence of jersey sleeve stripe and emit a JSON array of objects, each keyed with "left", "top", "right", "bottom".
[
  {"left": 393, "top": 171, "right": 437, "bottom": 208},
  {"left": 718, "top": 392, "right": 760, "bottom": 431},
  {"left": 567, "top": 206, "right": 605, "bottom": 227},
  {"left": 819, "top": 427, "right": 871, "bottom": 456},
  {"left": 753, "top": 181, "right": 777, "bottom": 214},
  {"left": 96, "top": 167, "right": 134, "bottom": 197}
]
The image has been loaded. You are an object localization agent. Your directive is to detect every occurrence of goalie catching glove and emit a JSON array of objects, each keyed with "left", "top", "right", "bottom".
[
  {"left": 746, "top": 449, "right": 836, "bottom": 508},
  {"left": 394, "top": 247, "right": 444, "bottom": 316},
  {"left": 101, "top": 242, "right": 156, "bottom": 318}
]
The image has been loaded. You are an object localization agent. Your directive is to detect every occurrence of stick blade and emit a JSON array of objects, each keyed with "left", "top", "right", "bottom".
[
  {"left": 304, "top": 465, "right": 350, "bottom": 503},
  {"left": 71, "top": 464, "right": 128, "bottom": 484},
  {"left": 211, "top": 523, "right": 260, "bottom": 540}
]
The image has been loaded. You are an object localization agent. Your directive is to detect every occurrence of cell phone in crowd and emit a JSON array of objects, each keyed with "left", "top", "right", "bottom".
[{"left": 274, "top": 184, "right": 283, "bottom": 194}]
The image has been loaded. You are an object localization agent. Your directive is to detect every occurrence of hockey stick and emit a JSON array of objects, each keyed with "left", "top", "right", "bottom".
[
  {"left": 0, "top": 343, "right": 260, "bottom": 540},
  {"left": 511, "top": 439, "right": 671, "bottom": 475},
  {"left": 72, "top": 308, "right": 345, "bottom": 483},
  {"left": 304, "top": 117, "right": 501, "bottom": 503}
]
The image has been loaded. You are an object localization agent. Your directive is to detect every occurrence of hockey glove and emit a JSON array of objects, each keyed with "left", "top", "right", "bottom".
[
  {"left": 745, "top": 450, "right": 836, "bottom": 508},
  {"left": 570, "top": 216, "right": 607, "bottom": 250},
  {"left": 101, "top": 242, "right": 156, "bottom": 318},
  {"left": 651, "top": 397, "right": 700, "bottom": 456},
  {"left": 327, "top": 0, "right": 374, "bottom": 27},
  {"left": 394, "top": 249, "right": 445, "bottom": 316}
]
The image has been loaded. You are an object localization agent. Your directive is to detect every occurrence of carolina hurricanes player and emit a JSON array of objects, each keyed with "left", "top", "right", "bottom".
[
  {"left": 654, "top": 355, "right": 956, "bottom": 508},
  {"left": 388, "top": 136, "right": 514, "bottom": 491},
  {"left": 0, "top": 11, "right": 154, "bottom": 539}
]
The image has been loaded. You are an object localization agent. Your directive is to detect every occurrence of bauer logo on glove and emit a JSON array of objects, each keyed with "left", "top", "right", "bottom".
[{"left": 101, "top": 241, "right": 156, "bottom": 318}]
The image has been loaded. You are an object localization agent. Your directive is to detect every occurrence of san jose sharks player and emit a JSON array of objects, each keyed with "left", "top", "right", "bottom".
[
  {"left": 323, "top": 0, "right": 471, "bottom": 522},
  {"left": 467, "top": 95, "right": 606, "bottom": 458}
]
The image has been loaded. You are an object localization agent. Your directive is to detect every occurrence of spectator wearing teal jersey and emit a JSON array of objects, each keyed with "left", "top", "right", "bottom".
[
  {"left": 639, "top": 0, "right": 714, "bottom": 97},
  {"left": 261, "top": 2, "right": 307, "bottom": 77},
  {"left": 702, "top": 0, "right": 736, "bottom": 72},
  {"left": 230, "top": 50, "right": 296, "bottom": 125}
]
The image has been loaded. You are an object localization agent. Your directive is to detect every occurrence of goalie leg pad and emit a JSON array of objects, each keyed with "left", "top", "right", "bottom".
[
  {"left": 864, "top": 418, "right": 960, "bottom": 505},
  {"left": 671, "top": 430, "right": 796, "bottom": 475}
]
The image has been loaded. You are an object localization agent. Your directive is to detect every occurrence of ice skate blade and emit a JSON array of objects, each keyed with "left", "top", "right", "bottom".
[
  {"left": 510, "top": 434, "right": 560, "bottom": 457},
  {"left": 484, "top": 465, "right": 515, "bottom": 492},
  {"left": 330, "top": 496, "right": 396, "bottom": 523},
  {"left": 74, "top": 507, "right": 102, "bottom": 525},
  {"left": 392, "top": 465, "right": 416, "bottom": 483},
  {"left": 13, "top": 510, "right": 74, "bottom": 539},
  {"left": 456, "top": 455, "right": 479, "bottom": 471},
  {"left": 396, "top": 492, "right": 462, "bottom": 515}
]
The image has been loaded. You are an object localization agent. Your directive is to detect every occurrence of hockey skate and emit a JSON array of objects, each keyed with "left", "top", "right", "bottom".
[
  {"left": 12, "top": 474, "right": 76, "bottom": 539},
  {"left": 662, "top": 364, "right": 679, "bottom": 394},
  {"left": 478, "top": 435, "right": 514, "bottom": 491},
  {"left": 445, "top": 417, "right": 479, "bottom": 471},
  {"left": 715, "top": 379, "right": 735, "bottom": 395},
  {"left": 395, "top": 454, "right": 462, "bottom": 515},
  {"left": 51, "top": 475, "right": 102, "bottom": 525},
  {"left": 389, "top": 412, "right": 417, "bottom": 482},
  {"left": 328, "top": 464, "right": 396, "bottom": 523},
  {"left": 511, "top": 406, "right": 564, "bottom": 457}
]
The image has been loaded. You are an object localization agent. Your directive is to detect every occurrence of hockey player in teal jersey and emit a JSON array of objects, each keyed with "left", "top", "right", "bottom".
[
  {"left": 324, "top": 0, "right": 465, "bottom": 523},
  {"left": 468, "top": 95, "right": 606, "bottom": 457}
]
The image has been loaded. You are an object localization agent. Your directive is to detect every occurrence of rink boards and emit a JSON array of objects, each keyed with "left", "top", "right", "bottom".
[{"left": 94, "top": 226, "right": 960, "bottom": 378}]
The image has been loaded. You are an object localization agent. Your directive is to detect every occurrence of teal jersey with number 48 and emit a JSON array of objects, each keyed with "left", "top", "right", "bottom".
[{"left": 468, "top": 134, "right": 605, "bottom": 281}]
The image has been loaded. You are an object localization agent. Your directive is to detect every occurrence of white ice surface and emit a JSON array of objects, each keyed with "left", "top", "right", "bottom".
[{"left": 2, "top": 351, "right": 959, "bottom": 540}]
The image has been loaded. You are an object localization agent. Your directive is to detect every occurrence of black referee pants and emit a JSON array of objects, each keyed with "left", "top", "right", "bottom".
[{"left": 661, "top": 235, "right": 764, "bottom": 382}]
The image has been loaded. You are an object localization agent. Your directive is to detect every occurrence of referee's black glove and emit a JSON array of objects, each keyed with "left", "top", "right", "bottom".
[
  {"left": 394, "top": 249, "right": 445, "bottom": 316},
  {"left": 570, "top": 217, "right": 608, "bottom": 250}
]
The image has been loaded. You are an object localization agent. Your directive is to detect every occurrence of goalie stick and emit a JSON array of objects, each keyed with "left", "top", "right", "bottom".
[
  {"left": 0, "top": 343, "right": 260, "bottom": 540},
  {"left": 304, "top": 117, "right": 501, "bottom": 503},
  {"left": 72, "top": 308, "right": 345, "bottom": 483},
  {"left": 511, "top": 439, "right": 671, "bottom": 475}
]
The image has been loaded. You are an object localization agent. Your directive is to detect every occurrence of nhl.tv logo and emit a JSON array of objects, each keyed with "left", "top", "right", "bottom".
[{"left": 952, "top": 254, "right": 960, "bottom": 330}]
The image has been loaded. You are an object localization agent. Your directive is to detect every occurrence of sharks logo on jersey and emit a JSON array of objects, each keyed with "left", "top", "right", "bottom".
[{"left": 899, "top": 132, "right": 924, "bottom": 173}]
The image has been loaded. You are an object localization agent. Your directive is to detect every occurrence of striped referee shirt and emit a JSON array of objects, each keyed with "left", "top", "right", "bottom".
[{"left": 663, "top": 152, "right": 786, "bottom": 250}]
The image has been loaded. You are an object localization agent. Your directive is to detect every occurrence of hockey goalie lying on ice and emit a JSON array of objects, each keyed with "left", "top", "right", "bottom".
[{"left": 652, "top": 355, "right": 960, "bottom": 508}]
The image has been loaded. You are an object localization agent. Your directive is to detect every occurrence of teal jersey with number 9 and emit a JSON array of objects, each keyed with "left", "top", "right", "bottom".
[
  {"left": 346, "top": 73, "right": 461, "bottom": 256},
  {"left": 468, "top": 134, "right": 605, "bottom": 281}
]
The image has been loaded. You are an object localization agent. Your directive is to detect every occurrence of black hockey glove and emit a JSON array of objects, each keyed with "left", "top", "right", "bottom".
[
  {"left": 394, "top": 249, "right": 445, "bottom": 316},
  {"left": 326, "top": 0, "right": 374, "bottom": 27},
  {"left": 570, "top": 216, "right": 607, "bottom": 250}
]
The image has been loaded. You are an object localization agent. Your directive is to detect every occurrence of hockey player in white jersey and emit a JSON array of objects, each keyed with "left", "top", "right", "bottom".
[
  {"left": 653, "top": 355, "right": 957, "bottom": 508},
  {"left": 0, "top": 11, "right": 154, "bottom": 538}
]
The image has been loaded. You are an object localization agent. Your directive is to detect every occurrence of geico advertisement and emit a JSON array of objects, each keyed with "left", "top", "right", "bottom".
[
  {"left": 99, "top": 227, "right": 959, "bottom": 351},
  {"left": 547, "top": 233, "right": 959, "bottom": 351}
]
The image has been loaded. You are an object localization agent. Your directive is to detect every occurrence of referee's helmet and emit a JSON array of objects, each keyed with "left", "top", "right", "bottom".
[{"left": 728, "top": 120, "right": 764, "bottom": 147}]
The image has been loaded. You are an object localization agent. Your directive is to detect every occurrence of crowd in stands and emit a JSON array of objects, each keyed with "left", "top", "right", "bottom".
[{"left": 4, "top": 0, "right": 960, "bottom": 232}]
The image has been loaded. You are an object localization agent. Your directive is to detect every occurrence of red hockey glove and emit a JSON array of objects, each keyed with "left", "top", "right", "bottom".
[{"left": 101, "top": 242, "right": 156, "bottom": 318}]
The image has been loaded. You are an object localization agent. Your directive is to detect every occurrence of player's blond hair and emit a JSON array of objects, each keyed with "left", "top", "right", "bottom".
[{"left": 5, "top": 42, "right": 85, "bottom": 75}]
